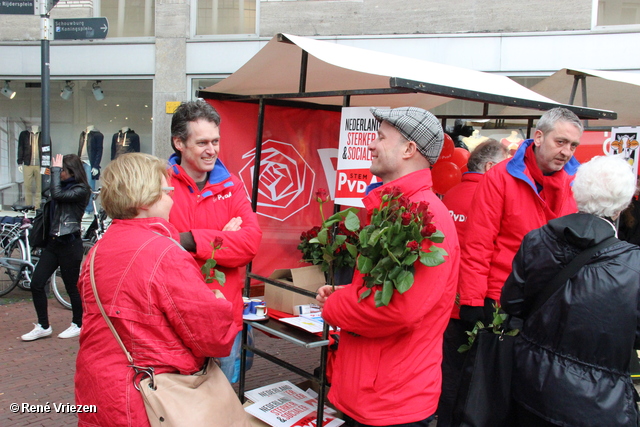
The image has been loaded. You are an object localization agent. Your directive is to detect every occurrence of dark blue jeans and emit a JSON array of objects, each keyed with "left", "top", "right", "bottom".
[{"left": 30, "top": 235, "right": 83, "bottom": 328}]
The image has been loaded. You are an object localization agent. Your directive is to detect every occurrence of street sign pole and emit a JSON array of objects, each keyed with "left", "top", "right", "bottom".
[{"left": 40, "top": 1, "right": 54, "bottom": 192}]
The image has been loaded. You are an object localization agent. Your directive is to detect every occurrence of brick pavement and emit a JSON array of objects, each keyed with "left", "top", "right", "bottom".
[{"left": 0, "top": 292, "right": 321, "bottom": 427}]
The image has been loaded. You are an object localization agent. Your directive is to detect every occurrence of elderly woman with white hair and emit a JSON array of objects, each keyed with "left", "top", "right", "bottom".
[{"left": 501, "top": 155, "right": 640, "bottom": 427}]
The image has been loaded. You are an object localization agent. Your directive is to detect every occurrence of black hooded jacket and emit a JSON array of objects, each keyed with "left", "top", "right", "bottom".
[{"left": 502, "top": 213, "right": 640, "bottom": 427}]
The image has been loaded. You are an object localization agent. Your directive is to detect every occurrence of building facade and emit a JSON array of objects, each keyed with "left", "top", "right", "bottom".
[{"left": 0, "top": 0, "right": 639, "bottom": 204}]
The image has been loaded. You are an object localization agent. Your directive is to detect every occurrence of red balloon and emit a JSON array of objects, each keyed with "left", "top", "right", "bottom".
[
  {"left": 431, "top": 161, "right": 462, "bottom": 195},
  {"left": 438, "top": 134, "right": 455, "bottom": 162},
  {"left": 450, "top": 147, "right": 471, "bottom": 168}
]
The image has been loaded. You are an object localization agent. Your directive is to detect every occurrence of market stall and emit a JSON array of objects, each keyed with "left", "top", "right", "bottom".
[{"left": 196, "top": 33, "right": 616, "bottom": 424}]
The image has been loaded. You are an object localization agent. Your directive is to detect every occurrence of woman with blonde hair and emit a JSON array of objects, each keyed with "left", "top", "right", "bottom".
[{"left": 74, "top": 153, "right": 237, "bottom": 427}]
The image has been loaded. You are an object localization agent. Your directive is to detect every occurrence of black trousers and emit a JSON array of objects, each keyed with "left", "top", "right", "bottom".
[
  {"left": 436, "top": 318, "right": 470, "bottom": 427},
  {"left": 514, "top": 402, "right": 559, "bottom": 427},
  {"left": 343, "top": 414, "right": 435, "bottom": 427},
  {"left": 30, "top": 235, "right": 83, "bottom": 328}
]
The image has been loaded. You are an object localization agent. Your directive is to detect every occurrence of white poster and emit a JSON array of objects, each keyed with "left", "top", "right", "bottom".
[
  {"left": 334, "top": 107, "right": 383, "bottom": 207},
  {"left": 606, "top": 127, "right": 640, "bottom": 176}
]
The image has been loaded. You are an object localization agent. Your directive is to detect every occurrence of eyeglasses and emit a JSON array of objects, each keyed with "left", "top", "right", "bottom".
[{"left": 161, "top": 186, "right": 174, "bottom": 196}]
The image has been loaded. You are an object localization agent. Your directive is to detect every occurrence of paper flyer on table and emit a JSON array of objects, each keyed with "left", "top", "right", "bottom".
[
  {"left": 245, "top": 381, "right": 335, "bottom": 415},
  {"left": 278, "top": 316, "right": 326, "bottom": 334},
  {"left": 245, "top": 395, "right": 343, "bottom": 427}
]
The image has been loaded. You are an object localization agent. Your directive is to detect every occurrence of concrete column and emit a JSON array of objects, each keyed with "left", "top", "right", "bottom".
[{"left": 153, "top": 0, "right": 189, "bottom": 161}]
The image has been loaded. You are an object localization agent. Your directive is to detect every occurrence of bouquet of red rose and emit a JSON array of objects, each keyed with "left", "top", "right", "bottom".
[
  {"left": 298, "top": 189, "right": 361, "bottom": 278},
  {"left": 356, "top": 186, "right": 447, "bottom": 307}
]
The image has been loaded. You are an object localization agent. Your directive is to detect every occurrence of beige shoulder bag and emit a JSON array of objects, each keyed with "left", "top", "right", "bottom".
[{"left": 88, "top": 246, "right": 252, "bottom": 427}]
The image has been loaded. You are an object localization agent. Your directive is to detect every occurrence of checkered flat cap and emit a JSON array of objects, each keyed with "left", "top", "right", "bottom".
[{"left": 370, "top": 107, "right": 444, "bottom": 165}]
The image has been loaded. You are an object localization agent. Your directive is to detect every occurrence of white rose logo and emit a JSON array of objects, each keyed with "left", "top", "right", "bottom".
[{"left": 239, "top": 139, "right": 316, "bottom": 221}]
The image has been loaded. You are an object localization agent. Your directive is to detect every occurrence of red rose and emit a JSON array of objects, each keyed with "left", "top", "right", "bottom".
[
  {"left": 416, "top": 201, "right": 430, "bottom": 215},
  {"left": 398, "top": 195, "right": 411, "bottom": 208},
  {"left": 213, "top": 236, "right": 223, "bottom": 249},
  {"left": 406, "top": 240, "right": 419, "bottom": 251},
  {"left": 382, "top": 186, "right": 402, "bottom": 199},
  {"left": 423, "top": 212, "right": 434, "bottom": 224},
  {"left": 421, "top": 223, "right": 437, "bottom": 237},
  {"left": 315, "top": 188, "right": 329, "bottom": 203},
  {"left": 401, "top": 212, "right": 412, "bottom": 225}
]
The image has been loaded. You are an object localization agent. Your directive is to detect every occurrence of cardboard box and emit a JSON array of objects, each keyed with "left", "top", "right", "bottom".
[{"left": 264, "top": 266, "right": 326, "bottom": 314}]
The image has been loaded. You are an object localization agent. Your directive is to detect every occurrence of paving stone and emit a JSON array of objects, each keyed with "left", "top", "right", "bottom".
[{"left": 0, "top": 298, "right": 325, "bottom": 426}]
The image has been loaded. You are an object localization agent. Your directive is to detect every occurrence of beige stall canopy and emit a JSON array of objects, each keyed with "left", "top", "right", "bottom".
[
  {"left": 199, "top": 33, "right": 615, "bottom": 121},
  {"left": 499, "top": 68, "right": 640, "bottom": 127}
]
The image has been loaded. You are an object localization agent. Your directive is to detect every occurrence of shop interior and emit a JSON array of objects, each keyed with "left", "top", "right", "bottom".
[{"left": 0, "top": 79, "right": 152, "bottom": 207}]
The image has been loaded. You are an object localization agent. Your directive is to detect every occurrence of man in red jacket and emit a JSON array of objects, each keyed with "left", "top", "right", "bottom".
[
  {"left": 317, "top": 107, "right": 460, "bottom": 427},
  {"left": 168, "top": 100, "right": 262, "bottom": 382},
  {"left": 437, "top": 139, "right": 508, "bottom": 426},
  {"left": 457, "top": 107, "right": 582, "bottom": 327}
]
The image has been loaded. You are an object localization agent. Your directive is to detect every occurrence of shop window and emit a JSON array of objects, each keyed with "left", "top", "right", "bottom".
[
  {"left": 196, "top": 0, "right": 257, "bottom": 36},
  {"left": 0, "top": 118, "right": 10, "bottom": 186},
  {"left": 100, "top": 0, "right": 155, "bottom": 38},
  {"left": 596, "top": 0, "right": 640, "bottom": 26},
  {"left": 192, "top": 78, "right": 224, "bottom": 99}
]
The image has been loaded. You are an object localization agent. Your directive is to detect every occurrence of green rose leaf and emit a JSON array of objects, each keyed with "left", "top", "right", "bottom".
[
  {"left": 395, "top": 270, "right": 414, "bottom": 294},
  {"left": 368, "top": 228, "right": 384, "bottom": 246},
  {"left": 358, "top": 255, "right": 374, "bottom": 274},
  {"left": 419, "top": 247, "right": 447, "bottom": 267},
  {"left": 374, "top": 289, "right": 384, "bottom": 307},
  {"left": 428, "top": 229, "right": 445, "bottom": 243},
  {"left": 390, "top": 232, "right": 408, "bottom": 247},
  {"left": 403, "top": 253, "right": 419, "bottom": 266},
  {"left": 458, "top": 344, "right": 471, "bottom": 353},
  {"left": 214, "top": 269, "right": 226, "bottom": 286},
  {"left": 359, "top": 228, "right": 371, "bottom": 248},
  {"left": 381, "top": 280, "right": 393, "bottom": 306},
  {"left": 335, "top": 234, "right": 347, "bottom": 246},
  {"left": 346, "top": 242, "right": 358, "bottom": 258},
  {"left": 388, "top": 265, "right": 403, "bottom": 281},
  {"left": 317, "top": 228, "right": 328, "bottom": 245},
  {"left": 345, "top": 210, "right": 361, "bottom": 232},
  {"left": 358, "top": 288, "right": 372, "bottom": 302}
]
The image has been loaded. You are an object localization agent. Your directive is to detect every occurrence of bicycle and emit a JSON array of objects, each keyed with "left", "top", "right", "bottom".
[
  {"left": 83, "top": 188, "right": 109, "bottom": 244},
  {"left": 0, "top": 204, "right": 70, "bottom": 309},
  {"left": 47, "top": 190, "right": 111, "bottom": 307}
]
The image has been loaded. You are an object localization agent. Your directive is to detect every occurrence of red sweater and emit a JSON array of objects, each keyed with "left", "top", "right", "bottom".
[
  {"left": 322, "top": 169, "right": 460, "bottom": 425},
  {"left": 442, "top": 172, "right": 483, "bottom": 318}
]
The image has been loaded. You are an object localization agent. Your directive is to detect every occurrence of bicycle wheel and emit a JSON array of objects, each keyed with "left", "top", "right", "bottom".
[
  {"left": 52, "top": 240, "right": 93, "bottom": 310},
  {"left": 51, "top": 267, "right": 71, "bottom": 309},
  {"left": 0, "top": 239, "right": 26, "bottom": 296}
]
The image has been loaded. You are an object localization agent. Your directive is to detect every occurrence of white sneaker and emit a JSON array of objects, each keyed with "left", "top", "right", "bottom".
[
  {"left": 21, "top": 323, "right": 53, "bottom": 341},
  {"left": 58, "top": 323, "right": 81, "bottom": 339}
]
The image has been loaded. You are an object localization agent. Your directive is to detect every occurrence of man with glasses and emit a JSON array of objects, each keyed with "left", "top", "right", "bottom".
[{"left": 168, "top": 100, "right": 262, "bottom": 382}]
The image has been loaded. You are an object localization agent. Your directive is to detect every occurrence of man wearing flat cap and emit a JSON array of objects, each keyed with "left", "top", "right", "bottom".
[{"left": 317, "top": 107, "right": 460, "bottom": 427}]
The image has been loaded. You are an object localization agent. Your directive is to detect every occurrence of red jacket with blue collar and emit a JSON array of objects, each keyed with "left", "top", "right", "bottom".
[
  {"left": 168, "top": 154, "right": 262, "bottom": 328},
  {"left": 458, "top": 139, "right": 579, "bottom": 307}
]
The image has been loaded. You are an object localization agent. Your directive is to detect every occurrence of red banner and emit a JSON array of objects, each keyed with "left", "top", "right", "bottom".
[{"left": 209, "top": 100, "right": 348, "bottom": 279}]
